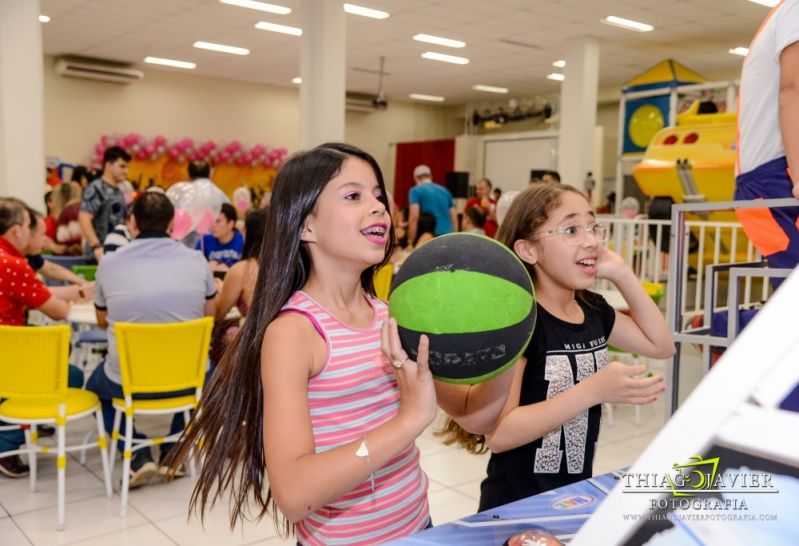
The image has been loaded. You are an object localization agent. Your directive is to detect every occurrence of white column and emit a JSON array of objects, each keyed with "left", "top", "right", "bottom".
[
  {"left": 0, "top": 0, "right": 45, "bottom": 206},
  {"left": 556, "top": 37, "right": 599, "bottom": 190},
  {"left": 300, "top": 0, "right": 346, "bottom": 149}
]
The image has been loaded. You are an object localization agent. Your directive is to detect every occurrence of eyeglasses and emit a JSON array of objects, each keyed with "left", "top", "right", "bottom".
[{"left": 532, "top": 222, "right": 609, "bottom": 245}]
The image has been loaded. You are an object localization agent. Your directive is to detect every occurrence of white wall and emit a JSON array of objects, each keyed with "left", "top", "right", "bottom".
[{"left": 42, "top": 56, "right": 462, "bottom": 192}]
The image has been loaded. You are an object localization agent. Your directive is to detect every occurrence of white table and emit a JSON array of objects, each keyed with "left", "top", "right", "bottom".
[{"left": 67, "top": 302, "right": 99, "bottom": 325}]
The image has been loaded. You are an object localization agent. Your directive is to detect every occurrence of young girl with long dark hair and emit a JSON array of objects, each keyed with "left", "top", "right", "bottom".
[{"left": 170, "top": 143, "right": 514, "bottom": 545}]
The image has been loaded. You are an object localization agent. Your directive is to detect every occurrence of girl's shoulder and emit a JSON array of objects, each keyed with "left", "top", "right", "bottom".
[{"left": 577, "top": 290, "right": 611, "bottom": 311}]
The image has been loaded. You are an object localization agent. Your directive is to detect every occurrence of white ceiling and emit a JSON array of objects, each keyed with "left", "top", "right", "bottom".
[{"left": 39, "top": 0, "right": 767, "bottom": 105}]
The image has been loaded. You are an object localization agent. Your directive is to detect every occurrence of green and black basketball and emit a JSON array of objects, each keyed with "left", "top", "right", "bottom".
[{"left": 389, "top": 233, "right": 536, "bottom": 384}]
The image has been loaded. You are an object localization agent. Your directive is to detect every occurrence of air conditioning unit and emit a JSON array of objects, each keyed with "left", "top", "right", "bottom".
[{"left": 54, "top": 57, "right": 143, "bottom": 84}]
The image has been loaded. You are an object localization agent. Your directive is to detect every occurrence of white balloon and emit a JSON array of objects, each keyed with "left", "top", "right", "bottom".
[
  {"left": 166, "top": 181, "right": 203, "bottom": 234},
  {"left": 193, "top": 179, "right": 229, "bottom": 216},
  {"left": 496, "top": 190, "right": 520, "bottom": 226}
]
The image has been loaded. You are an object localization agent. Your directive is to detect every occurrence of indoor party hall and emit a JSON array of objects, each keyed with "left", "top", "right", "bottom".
[{"left": 1, "top": 0, "right": 798, "bottom": 545}]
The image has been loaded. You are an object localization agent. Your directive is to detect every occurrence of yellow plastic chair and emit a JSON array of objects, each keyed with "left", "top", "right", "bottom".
[
  {"left": 374, "top": 264, "right": 394, "bottom": 301},
  {"left": 0, "top": 324, "right": 112, "bottom": 530},
  {"left": 111, "top": 317, "right": 213, "bottom": 517}
]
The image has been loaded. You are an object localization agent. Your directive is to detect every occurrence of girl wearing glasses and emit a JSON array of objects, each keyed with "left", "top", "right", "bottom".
[{"left": 440, "top": 183, "right": 675, "bottom": 510}]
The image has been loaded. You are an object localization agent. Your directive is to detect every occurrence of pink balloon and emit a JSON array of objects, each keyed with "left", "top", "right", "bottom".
[
  {"left": 144, "top": 144, "right": 155, "bottom": 155},
  {"left": 136, "top": 150, "right": 147, "bottom": 160},
  {"left": 154, "top": 135, "right": 167, "bottom": 146},
  {"left": 169, "top": 148, "right": 180, "bottom": 159},
  {"left": 195, "top": 208, "right": 215, "bottom": 235},
  {"left": 171, "top": 209, "right": 193, "bottom": 240},
  {"left": 219, "top": 151, "right": 230, "bottom": 162}
]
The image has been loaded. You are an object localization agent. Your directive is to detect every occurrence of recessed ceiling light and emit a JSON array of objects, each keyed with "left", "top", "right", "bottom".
[
  {"left": 193, "top": 41, "right": 250, "bottom": 55},
  {"left": 409, "top": 93, "right": 445, "bottom": 102},
  {"left": 413, "top": 34, "right": 465, "bottom": 48},
  {"left": 292, "top": 77, "right": 302, "bottom": 84},
  {"left": 729, "top": 47, "right": 749, "bottom": 56},
  {"left": 255, "top": 21, "right": 302, "bottom": 36},
  {"left": 219, "top": 0, "right": 290, "bottom": 14},
  {"left": 344, "top": 3, "right": 389, "bottom": 19},
  {"left": 601, "top": 15, "right": 654, "bottom": 32},
  {"left": 472, "top": 84, "right": 509, "bottom": 94},
  {"left": 546, "top": 73, "right": 565, "bottom": 81},
  {"left": 748, "top": 0, "right": 778, "bottom": 6},
  {"left": 421, "top": 52, "right": 469, "bottom": 65},
  {"left": 39, "top": 15, "right": 50, "bottom": 23},
  {"left": 552, "top": 60, "right": 566, "bottom": 68},
  {"left": 144, "top": 57, "right": 196, "bottom": 70}
]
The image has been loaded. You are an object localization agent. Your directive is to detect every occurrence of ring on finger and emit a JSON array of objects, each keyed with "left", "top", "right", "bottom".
[{"left": 392, "top": 357, "right": 409, "bottom": 369}]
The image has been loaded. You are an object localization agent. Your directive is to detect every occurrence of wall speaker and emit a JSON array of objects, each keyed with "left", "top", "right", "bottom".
[{"left": 445, "top": 171, "right": 470, "bottom": 198}]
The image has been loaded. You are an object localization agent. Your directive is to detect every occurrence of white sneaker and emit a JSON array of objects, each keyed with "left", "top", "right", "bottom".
[{"left": 127, "top": 461, "right": 157, "bottom": 489}]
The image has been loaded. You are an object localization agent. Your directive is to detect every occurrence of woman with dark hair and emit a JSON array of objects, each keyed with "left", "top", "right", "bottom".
[
  {"left": 214, "top": 207, "right": 267, "bottom": 321},
  {"left": 413, "top": 212, "right": 436, "bottom": 248},
  {"left": 168, "top": 143, "right": 514, "bottom": 544},
  {"left": 71, "top": 164, "right": 91, "bottom": 189}
]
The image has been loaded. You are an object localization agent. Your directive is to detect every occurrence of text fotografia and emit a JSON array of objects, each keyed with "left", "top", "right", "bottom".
[{"left": 620, "top": 455, "right": 779, "bottom": 499}]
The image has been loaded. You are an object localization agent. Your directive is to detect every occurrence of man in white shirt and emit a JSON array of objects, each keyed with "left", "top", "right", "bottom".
[{"left": 735, "top": 0, "right": 799, "bottom": 276}]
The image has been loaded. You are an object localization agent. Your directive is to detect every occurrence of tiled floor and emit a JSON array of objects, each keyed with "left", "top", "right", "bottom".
[{"left": 0, "top": 360, "right": 670, "bottom": 545}]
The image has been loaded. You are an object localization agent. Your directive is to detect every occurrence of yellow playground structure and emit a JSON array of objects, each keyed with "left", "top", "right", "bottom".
[{"left": 617, "top": 60, "right": 747, "bottom": 263}]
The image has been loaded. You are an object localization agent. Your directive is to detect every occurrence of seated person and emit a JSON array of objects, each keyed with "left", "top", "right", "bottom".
[
  {"left": 25, "top": 208, "right": 93, "bottom": 301},
  {"left": 461, "top": 206, "right": 486, "bottom": 235},
  {"left": 211, "top": 208, "right": 266, "bottom": 363},
  {"left": 54, "top": 181, "right": 84, "bottom": 256},
  {"left": 214, "top": 208, "right": 265, "bottom": 321},
  {"left": 195, "top": 203, "right": 244, "bottom": 271},
  {"left": 412, "top": 212, "right": 436, "bottom": 249},
  {"left": 102, "top": 210, "right": 138, "bottom": 254},
  {"left": 464, "top": 178, "right": 497, "bottom": 237},
  {"left": 86, "top": 192, "right": 216, "bottom": 488},
  {"left": 0, "top": 198, "right": 84, "bottom": 478}
]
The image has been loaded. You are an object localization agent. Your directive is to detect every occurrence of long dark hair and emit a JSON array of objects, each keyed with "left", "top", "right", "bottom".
[
  {"left": 168, "top": 143, "right": 395, "bottom": 531},
  {"left": 241, "top": 207, "right": 267, "bottom": 260},
  {"left": 436, "top": 183, "right": 586, "bottom": 452}
]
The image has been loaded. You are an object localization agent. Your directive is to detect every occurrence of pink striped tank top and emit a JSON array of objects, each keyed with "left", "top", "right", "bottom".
[{"left": 281, "top": 290, "right": 430, "bottom": 546}]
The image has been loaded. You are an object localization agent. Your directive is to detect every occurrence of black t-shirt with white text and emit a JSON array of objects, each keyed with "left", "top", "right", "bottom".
[{"left": 479, "top": 291, "right": 616, "bottom": 511}]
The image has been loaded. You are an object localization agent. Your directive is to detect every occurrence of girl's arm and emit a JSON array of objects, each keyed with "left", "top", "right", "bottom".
[
  {"left": 434, "top": 364, "right": 518, "bottom": 435},
  {"left": 485, "top": 356, "right": 664, "bottom": 453},
  {"left": 598, "top": 249, "right": 675, "bottom": 359},
  {"left": 262, "top": 315, "right": 436, "bottom": 523},
  {"left": 214, "top": 261, "right": 244, "bottom": 321},
  {"left": 380, "top": 309, "right": 518, "bottom": 435}
]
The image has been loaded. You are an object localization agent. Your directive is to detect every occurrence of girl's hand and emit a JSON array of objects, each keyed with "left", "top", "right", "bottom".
[
  {"left": 595, "top": 247, "right": 630, "bottom": 284},
  {"left": 587, "top": 361, "right": 664, "bottom": 405},
  {"left": 381, "top": 318, "right": 437, "bottom": 435}
]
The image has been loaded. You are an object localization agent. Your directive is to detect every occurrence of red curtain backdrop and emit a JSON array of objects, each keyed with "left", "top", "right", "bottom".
[{"left": 393, "top": 139, "right": 455, "bottom": 209}]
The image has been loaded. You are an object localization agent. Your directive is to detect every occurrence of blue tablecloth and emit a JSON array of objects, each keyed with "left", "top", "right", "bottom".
[{"left": 387, "top": 472, "right": 622, "bottom": 545}]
